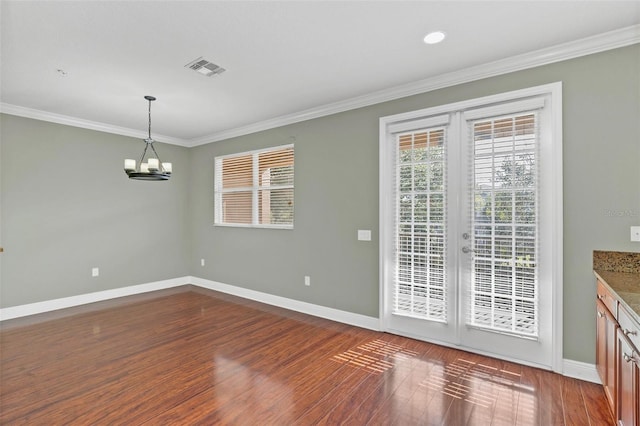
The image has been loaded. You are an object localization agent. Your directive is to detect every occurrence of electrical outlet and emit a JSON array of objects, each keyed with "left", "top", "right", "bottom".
[
  {"left": 201, "top": 258, "right": 205, "bottom": 266},
  {"left": 357, "top": 229, "right": 372, "bottom": 241},
  {"left": 92, "top": 267, "right": 99, "bottom": 277},
  {"left": 631, "top": 226, "right": 640, "bottom": 242},
  {"left": 304, "top": 276, "right": 311, "bottom": 286}
]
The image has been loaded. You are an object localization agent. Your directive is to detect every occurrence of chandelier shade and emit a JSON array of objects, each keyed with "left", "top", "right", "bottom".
[{"left": 124, "top": 96, "right": 172, "bottom": 181}]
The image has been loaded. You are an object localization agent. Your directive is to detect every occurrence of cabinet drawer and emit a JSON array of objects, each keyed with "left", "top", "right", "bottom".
[
  {"left": 597, "top": 280, "right": 618, "bottom": 318},
  {"left": 618, "top": 305, "right": 640, "bottom": 352}
]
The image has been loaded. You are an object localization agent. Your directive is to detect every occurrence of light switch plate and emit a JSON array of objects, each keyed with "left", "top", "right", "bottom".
[
  {"left": 631, "top": 226, "right": 640, "bottom": 242},
  {"left": 358, "top": 229, "right": 372, "bottom": 241}
]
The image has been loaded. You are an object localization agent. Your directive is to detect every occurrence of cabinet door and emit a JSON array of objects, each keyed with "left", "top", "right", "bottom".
[
  {"left": 617, "top": 330, "right": 638, "bottom": 426},
  {"left": 597, "top": 299, "right": 608, "bottom": 383},
  {"left": 598, "top": 300, "right": 618, "bottom": 412}
]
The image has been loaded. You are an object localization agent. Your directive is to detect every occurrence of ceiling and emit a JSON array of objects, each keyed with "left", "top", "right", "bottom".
[{"left": 1, "top": 1, "right": 639, "bottom": 146}]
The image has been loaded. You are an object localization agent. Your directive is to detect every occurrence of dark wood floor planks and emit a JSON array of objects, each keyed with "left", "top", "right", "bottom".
[{"left": 0, "top": 287, "right": 615, "bottom": 425}]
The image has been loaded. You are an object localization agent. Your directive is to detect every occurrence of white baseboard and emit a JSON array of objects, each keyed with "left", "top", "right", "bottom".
[
  {"left": 189, "top": 276, "right": 380, "bottom": 331},
  {"left": 562, "top": 359, "right": 601, "bottom": 384},
  {"left": 0, "top": 276, "right": 380, "bottom": 332},
  {"left": 0, "top": 276, "right": 190, "bottom": 321}
]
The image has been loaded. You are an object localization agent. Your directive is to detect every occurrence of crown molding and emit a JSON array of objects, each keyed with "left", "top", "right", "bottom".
[
  {"left": 189, "top": 24, "right": 640, "bottom": 146},
  {"left": 2, "top": 25, "right": 638, "bottom": 148},
  {"left": 0, "top": 103, "right": 189, "bottom": 147}
]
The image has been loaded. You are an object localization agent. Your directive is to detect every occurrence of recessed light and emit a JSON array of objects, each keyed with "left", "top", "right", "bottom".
[{"left": 423, "top": 31, "right": 446, "bottom": 45}]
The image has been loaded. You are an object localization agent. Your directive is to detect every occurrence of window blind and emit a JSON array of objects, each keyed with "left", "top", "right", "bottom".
[
  {"left": 393, "top": 125, "right": 448, "bottom": 322},
  {"left": 215, "top": 144, "right": 294, "bottom": 228},
  {"left": 467, "top": 111, "right": 540, "bottom": 337}
]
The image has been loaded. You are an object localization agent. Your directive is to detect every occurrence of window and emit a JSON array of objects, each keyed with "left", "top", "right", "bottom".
[
  {"left": 214, "top": 144, "right": 294, "bottom": 228},
  {"left": 395, "top": 126, "right": 448, "bottom": 322},
  {"left": 467, "top": 111, "right": 539, "bottom": 336}
]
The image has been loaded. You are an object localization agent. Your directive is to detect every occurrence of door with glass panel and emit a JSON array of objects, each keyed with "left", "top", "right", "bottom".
[
  {"left": 381, "top": 88, "right": 560, "bottom": 370},
  {"left": 384, "top": 116, "right": 458, "bottom": 345}
]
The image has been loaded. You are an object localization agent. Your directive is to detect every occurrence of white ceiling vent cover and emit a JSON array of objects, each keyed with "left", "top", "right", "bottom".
[{"left": 184, "top": 57, "right": 226, "bottom": 77}]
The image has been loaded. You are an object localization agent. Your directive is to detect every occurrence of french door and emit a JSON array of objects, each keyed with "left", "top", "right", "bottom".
[{"left": 379, "top": 84, "right": 562, "bottom": 371}]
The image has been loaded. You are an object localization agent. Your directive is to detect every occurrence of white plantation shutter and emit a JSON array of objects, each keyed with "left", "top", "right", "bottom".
[
  {"left": 464, "top": 103, "right": 542, "bottom": 337},
  {"left": 216, "top": 153, "right": 254, "bottom": 225},
  {"left": 393, "top": 115, "right": 449, "bottom": 322},
  {"left": 215, "top": 144, "right": 294, "bottom": 228}
]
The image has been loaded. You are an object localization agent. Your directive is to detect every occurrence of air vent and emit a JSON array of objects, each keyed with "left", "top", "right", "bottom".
[{"left": 184, "top": 57, "right": 226, "bottom": 77}]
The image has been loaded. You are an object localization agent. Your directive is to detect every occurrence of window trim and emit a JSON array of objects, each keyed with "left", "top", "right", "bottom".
[{"left": 214, "top": 143, "right": 294, "bottom": 229}]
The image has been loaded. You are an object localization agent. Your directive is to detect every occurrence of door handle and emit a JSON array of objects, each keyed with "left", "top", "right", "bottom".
[{"left": 462, "top": 246, "right": 475, "bottom": 254}]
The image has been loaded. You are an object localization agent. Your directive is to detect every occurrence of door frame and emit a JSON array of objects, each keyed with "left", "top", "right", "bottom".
[{"left": 378, "top": 82, "right": 563, "bottom": 373}]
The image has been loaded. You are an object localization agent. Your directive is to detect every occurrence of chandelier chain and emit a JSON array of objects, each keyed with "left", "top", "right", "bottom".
[{"left": 148, "top": 98, "right": 152, "bottom": 140}]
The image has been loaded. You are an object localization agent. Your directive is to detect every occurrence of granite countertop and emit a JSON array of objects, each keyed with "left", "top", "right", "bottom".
[
  {"left": 594, "top": 269, "right": 640, "bottom": 323},
  {"left": 593, "top": 250, "right": 640, "bottom": 323}
]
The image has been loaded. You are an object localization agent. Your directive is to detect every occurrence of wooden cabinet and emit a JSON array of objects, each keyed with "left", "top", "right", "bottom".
[
  {"left": 597, "top": 298, "right": 618, "bottom": 410},
  {"left": 617, "top": 305, "right": 640, "bottom": 426},
  {"left": 596, "top": 278, "right": 640, "bottom": 425},
  {"left": 617, "top": 329, "right": 639, "bottom": 426}
]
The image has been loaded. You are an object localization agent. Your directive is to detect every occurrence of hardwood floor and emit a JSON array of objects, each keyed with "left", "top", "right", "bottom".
[{"left": 0, "top": 286, "right": 614, "bottom": 425}]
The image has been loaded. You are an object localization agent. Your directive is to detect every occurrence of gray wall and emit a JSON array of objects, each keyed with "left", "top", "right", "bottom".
[
  {"left": 0, "top": 116, "right": 191, "bottom": 307},
  {"left": 189, "top": 44, "right": 640, "bottom": 364},
  {"left": 1, "top": 44, "right": 638, "bottom": 364}
]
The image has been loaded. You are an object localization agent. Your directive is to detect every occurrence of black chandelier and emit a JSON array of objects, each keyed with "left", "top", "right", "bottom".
[{"left": 124, "top": 96, "right": 172, "bottom": 181}]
